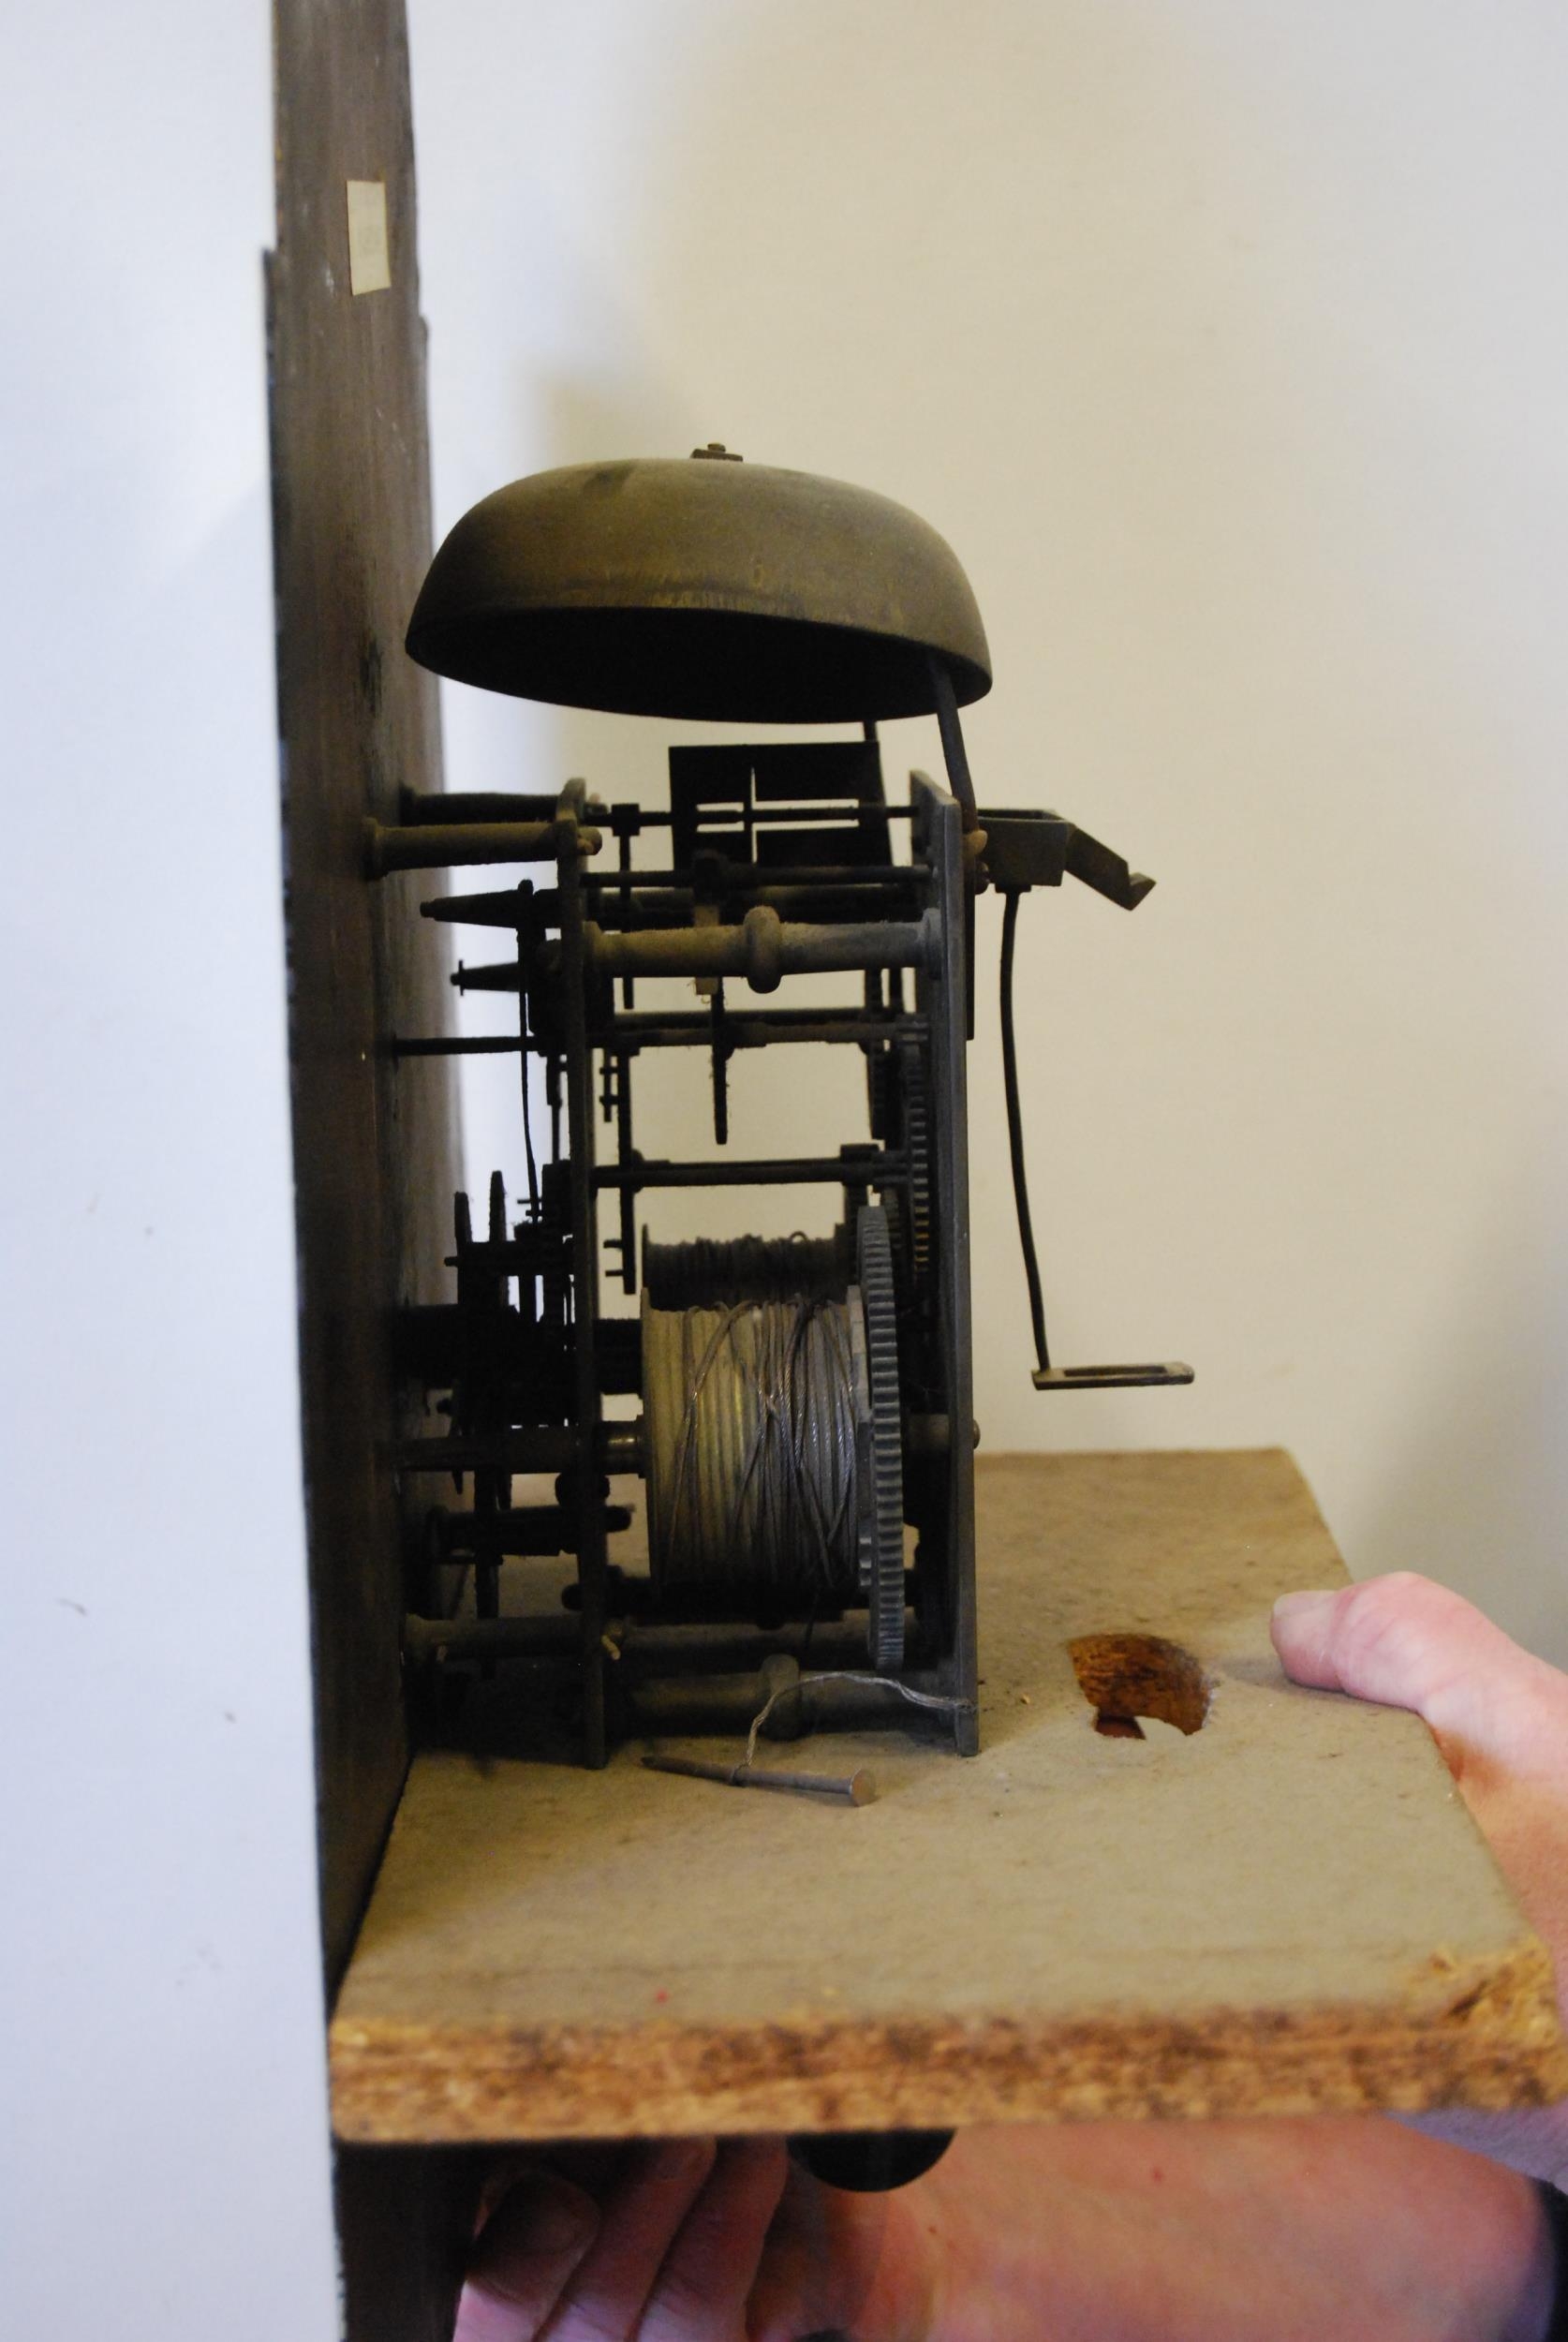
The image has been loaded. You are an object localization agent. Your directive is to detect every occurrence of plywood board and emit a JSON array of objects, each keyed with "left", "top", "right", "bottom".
[{"left": 331, "top": 1451, "right": 1568, "bottom": 2142}]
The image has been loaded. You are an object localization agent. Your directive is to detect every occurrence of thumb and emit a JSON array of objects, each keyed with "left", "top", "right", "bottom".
[
  {"left": 1270, "top": 1572, "right": 1566, "bottom": 1786},
  {"left": 1273, "top": 1574, "right": 1568, "bottom": 2190}
]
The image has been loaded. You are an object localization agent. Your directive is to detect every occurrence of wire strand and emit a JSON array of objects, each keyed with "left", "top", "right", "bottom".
[
  {"left": 644, "top": 1297, "right": 862, "bottom": 1606},
  {"left": 745, "top": 1672, "right": 971, "bottom": 1769},
  {"left": 999, "top": 890, "right": 1051, "bottom": 1375}
]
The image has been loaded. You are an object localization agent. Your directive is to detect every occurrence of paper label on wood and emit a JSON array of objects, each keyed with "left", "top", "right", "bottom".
[{"left": 346, "top": 181, "right": 392, "bottom": 294}]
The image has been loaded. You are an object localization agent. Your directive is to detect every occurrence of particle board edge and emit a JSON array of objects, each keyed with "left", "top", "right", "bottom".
[{"left": 331, "top": 1934, "right": 1568, "bottom": 2143}]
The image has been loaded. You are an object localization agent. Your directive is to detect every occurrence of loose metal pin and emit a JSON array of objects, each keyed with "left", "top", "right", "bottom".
[{"left": 641, "top": 1753, "right": 876, "bottom": 1806}]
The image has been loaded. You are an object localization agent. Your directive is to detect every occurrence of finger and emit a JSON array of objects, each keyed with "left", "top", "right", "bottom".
[
  {"left": 541, "top": 2138, "right": 716, "bottom": 2342},
  {"left": 636, "top": 2138, "right": 787, "bottom": 2342},
  {"left": 747, "top": 2156, "right": 896, "bottom": 2342},
  {"left": 1270, "top": 1573, "right": 1568, "bottom": 1779},
  {"left": 544, "top": 2144, "right": 634, "bottom": 2192},
  {"left": 475, "top": 2148, "right": 627, "bottom": 2232},
  {"left": 456, "top": 2171, "right": 601, "bottom": 2342}
]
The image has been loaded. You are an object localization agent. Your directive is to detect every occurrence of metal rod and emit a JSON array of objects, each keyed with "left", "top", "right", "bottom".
[
  {"left": 641, "top": 1754, "right": 876, "bottom": 1805},
  {"left": 399, "top": 1429, "right": 579, "bottom": 1474},
  {"left": 608, "top": 1009, "right": 925, "bottom": 1049},
  {"left": 617, "top": 824, "right": 636, "bottom": 1012},
  {"left": 558, "top": 790, "right": 610, "bottom": 1770},
  {"left": 926, "top": 659, "right": 980, "bottom": 833},
  {"left": 709, "top": 804, "right": 914, "bottom": 826},
  {"left": 999, "top": 890, "right": 1051, "bottom": 1376},
  {"left": 393, "top": 1011, "right": 930, "bottom": 1058},
  {"left": 404, "top": 1616, "right": 876, "bottom": 1672},
  {"left": 391, "top": 1033, "right": 537, "bottom": 1057},
  {"left": 518, "top": 879, "right": 540, "bottom": 1212},
  {"left": 451, "top": 961, "right": 524, "bottom": 992},
  {"left": 587, "top": 907, "right": 934, "bottom": 989},
  {"left": 400, "top": 789, "right": 563, "bottom": 825},
  {"left": 584, "top": 865, "right": 922, "bottom": 891},
  {"left": 427, "top": 877, "right": 922, "bottom": 934},
  {"left": 406, "top": 1615, "right": 578, "bottom": 1660},
  {"left": 435, "top": 1503, "right": 631, "bottom": 1559},
  {"left": 614, "top": 1044, "right": 637, "bottom": 1295},
  {"left": 595, "top": 1151, "right": 903, "bottom": 1192},
  {"left": 610, "top": 805, "right": 917, "bottom": 831},
  {"left": 600, "top": 1423, "right": 645, "bottom": 1476},
  {"left": 585, "top": 885, "right": 923, "bottom": 929},
  {"left": 364, "top": 817, "right": 599, "bottom": 876},
  {"left": 421, "top": 890, "right": 536, "bottom": 929},
  {"left": 915, "top": 772, "right": 981, "bottom": 1758}
]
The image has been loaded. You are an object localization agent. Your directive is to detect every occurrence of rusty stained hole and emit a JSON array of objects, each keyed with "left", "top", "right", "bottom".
[{"left": 1068, "top": 1633, "right": 1212, "bottom": 1741}]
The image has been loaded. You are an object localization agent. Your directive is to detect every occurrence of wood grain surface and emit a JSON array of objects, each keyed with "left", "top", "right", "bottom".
[
  {"left": 269, "top": 3, "right": 462, "bottom": 2332},
  {"left": 269, "top": 0, "right": 457, "bottom": 1994},
  {"left": 331, "top": 1450, "right": 1568, "bottom": 2143}
]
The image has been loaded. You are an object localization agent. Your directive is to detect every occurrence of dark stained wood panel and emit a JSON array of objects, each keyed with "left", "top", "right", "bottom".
[
  {"left": 268, "top": 4, "right": 464, "bottom": 2334},
  {"left": 269, "top": 0, "right": 456, "bottom": 1993},
  {"left": 333, "top": 2147, "right": 484, "bottom": 2342}
]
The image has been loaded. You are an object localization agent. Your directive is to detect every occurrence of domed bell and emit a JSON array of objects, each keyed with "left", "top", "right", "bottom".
[{"left": 406, "top": 448, "right": 992, "bottom": 724}]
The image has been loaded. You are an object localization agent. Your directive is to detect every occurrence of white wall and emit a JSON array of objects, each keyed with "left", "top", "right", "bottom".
[
  {"left": 1, "top": 7, "right": 339, "bottom": 2338},
  {"left": 411, "top": 0, "right": 1568, "bottom": 1662}
]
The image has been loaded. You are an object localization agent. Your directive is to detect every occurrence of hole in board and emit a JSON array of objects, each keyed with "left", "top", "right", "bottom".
[{"left": 1069, "top": 1633, "right": 1211, "bottom": 1739}]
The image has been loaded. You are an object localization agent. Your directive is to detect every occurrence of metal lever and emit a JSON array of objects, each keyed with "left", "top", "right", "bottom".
[
  {"left": 997, "top": 880, "right": 1191, "bottom": 1399},
  {"left": 980, "top": 810, "right": 1154, "bottom": 910},
  {"left": 1062, "top": 825, "right": 1155, "bottom": 910},
  {"left": 1032, "top": 1361, "right": 1194, "bottom": 1391}
]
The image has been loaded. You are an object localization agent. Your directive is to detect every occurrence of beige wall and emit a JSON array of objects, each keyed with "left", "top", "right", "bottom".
[
  {"left": 416, "top": 0, "right": 1568, "bottom": 1662},
  {"left": 10, "top": 9, "right": 1566, "bottom": 2333}
]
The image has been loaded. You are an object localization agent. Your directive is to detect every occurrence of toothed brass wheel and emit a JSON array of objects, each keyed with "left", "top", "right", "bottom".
[{"left": 853, "top": 1204, "right": 905, "bottom": 1671}]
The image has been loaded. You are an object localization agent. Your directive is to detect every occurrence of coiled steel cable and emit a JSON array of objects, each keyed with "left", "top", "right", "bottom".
[
  {"left": 642, "top": 1232, "right": 846, "bottom": 1310},
  {"left": 643, "top": 1293, "right": 863, "bottom": 1606}
]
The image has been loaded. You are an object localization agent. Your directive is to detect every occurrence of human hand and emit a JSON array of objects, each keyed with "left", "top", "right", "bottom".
[
  {"left": 456, "top": 2114, "right": 1551, "bottom": 2342},
  {"left": 453, "top": 1568, "right": 1568, "bottom": 2342},
  {"left": 452, "top": 2135, "right": 906, "bottom": 2342},
  {"left": 1273, "top": 1570, "right": 1568, "bottom": 2186}
]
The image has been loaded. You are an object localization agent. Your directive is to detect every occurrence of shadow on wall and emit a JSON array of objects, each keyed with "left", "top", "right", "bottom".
[
  {"left": 425, "top": 0, "right": 1568, "bottom": 1660},
  {"left": 1354, "top": 1141, "right": 1568, "bottom": 1664}
]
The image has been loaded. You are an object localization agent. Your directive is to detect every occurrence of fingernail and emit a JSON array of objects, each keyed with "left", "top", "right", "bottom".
[
  {"left": 1272, "top": 1590, "right": 1336, "bottom": 1625},
  {"left": 494, "top": 2174, "right": 599, "bottom": 2257}
]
